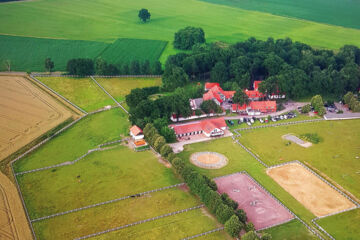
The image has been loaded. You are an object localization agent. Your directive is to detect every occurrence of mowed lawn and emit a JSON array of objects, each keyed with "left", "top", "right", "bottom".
[
  {"left": 317, "top": 208, "right": 360, "bottom": 239},
  {"left": 39, "top": 77, "right": 115, "bottom": 112},
  {"left": 93, "top": 209, "right": 227, "bottom": 240},
  {"left": 238, "top": 120, "right": 360, "bottom": 199},
  {"left": 18, "top": 146, "right": 179, "bottom": 219},
  {"left": 13, "top": 108, "right": 129, "bottom": 172},
  {"left": 260, "top": 219, "right": 317, "bottom": 240},
  {"left": 96, "top": 77, "right": 162, "bottom": 102},
  {"left": 0, "top": 0, "right": 360, "bottom": 62},
  {"left": 32, "top": 188, "right": 197, "bottom": 240},
  {"left": 177, "top": 137, "right": 317, "bottom": 225}
]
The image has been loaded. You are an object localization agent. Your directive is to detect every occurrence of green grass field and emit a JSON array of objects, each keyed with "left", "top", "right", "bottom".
[
  {"left": 93, "top": 209, "right": 226, "bottom": 240},
  {"left": 13, "top": 108, "right": 129, "bottom": 172},
  {"left": 18, "top": 146, "right": 179, "bottom": 218},
  {"left": 1, "top": 0, "right": 360, "bottom": 70},
  {"left": 32, "top": 187, "right": 198, "bottom": 239},
  {"left": 317, "top": 208, "right": 360, "bottom": 239},
  {"left": 96, "top": 77, "right": 162, "bottom": 102},
  {"left": 0, "top": 35, "right": 108, "bottom": 71},
  {"left": 260, "top": 219, "right": 317, "bottom": 240},
  {"left": 238, "top": 120, "right": 360, "bottom": 199},
  {"left": 200, "top": 0, "right": 360, "bottom": 30},
  {"left": 39, "top": 77, "right": 115, "bottom": 112},
  {"left": 99, "top": 38, "right": 167, "bottom": 65},
  {"left": 177, "top": 137, "right": 317, "bottom": 224}
]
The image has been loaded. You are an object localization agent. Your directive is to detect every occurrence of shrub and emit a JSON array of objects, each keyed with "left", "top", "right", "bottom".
[
  {"left": 166, "top": 152, "right": 176, "bottom": 163},
  {"left": 300, "top": 133, "right": 322, "bottom": 144},
  {"left": 172, "top": 158, "right": 186, "bottom": 173},
  {"left": 154, "top": 136, "right": 166, "bottom": 152},
  {"left": 225, "top": 215, "right": 243, "bottom": 237},
  {"left": 221, "top": 193, "right": 238, "bottom": 210},
  {"left": 301, "top": 104, "right": 311, "bottom": 113},
  {"left": 242, "top": 231, "right": 259, "bottom": 240},
  {"left": 261, "top": 233, "right": 272, "bottom": 240},
  {"left": 235, "top": 209, "right": 247, "bottom": 224},
  {"left": 195, "top": 109, "right": 203, "bottom": 116},
  {"left": 150, "top": 133, "right": 161, "bottom": 146},
  {"left": 203, "top": 175, "right": 217, "bottom": 191},
  {"left": 245, "top": 222, "right": 255, "bottom": 232},
  {"left": 160, "top": 144, "right": 173, "bottom": 158},
  {"left": 343, "top": 91, "right": 354, "bottom": 105},
  {"left": 200, "top": 100, "right": 223, "bottom": 114},
  {"left": 215, "top": 203, "right": 234, "bottom": 224}
]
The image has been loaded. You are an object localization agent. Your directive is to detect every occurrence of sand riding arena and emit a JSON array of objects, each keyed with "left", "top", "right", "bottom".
[
  {"left": 267, "top": 162, "right": 356, "bottom": 217},
  {"left": 190, "top": 152, "right": 228, "bottom": 169}
]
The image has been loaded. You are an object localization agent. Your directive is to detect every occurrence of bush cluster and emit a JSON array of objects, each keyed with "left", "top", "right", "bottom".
[
  {"left": 300, "top": 133, "right": 322, "bottom": 144},
  {"left": 143, "top": 123, "right": 263, "bottom": 238},
  {"left": 343, "top": 91, "right": 360, "bottom": 112}
]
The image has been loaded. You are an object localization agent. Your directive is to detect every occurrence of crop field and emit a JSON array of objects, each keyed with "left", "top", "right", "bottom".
[
  {"left": 238, "top": 120, "right": 360, "bottom": 200},
  {"left": 0, "top": 0, "right": 360, "bottom": 69},
  {"left": 99, "top": 38, "right": 167, "bottom": 65},
  {"left": 199, "top": 0, "right": 360, "bottom": 29},
  {"left": 0, "top": 35, "right": 108, "bottom": 71},
  {"left": 317, "top": 208, "right": 360, "bottom": 239},
  {"left": 95, "top": 77, "right": 162, "bottom": 102},
  {"left": 13, "top": 108, "right": 129, "bottom": 172},
  {"left": 38, "top": 77, "right": 115, "bottom": 112},
  {"left": 0, "top": 76, "right": 73, "bottom": 161}
]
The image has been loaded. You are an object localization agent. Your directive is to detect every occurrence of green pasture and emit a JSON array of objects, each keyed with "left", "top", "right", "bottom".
[
  {"left": 13, "top": 108, "right": 129, "bottom": 172},
  {"left": 317, "top": 208, "right": 360, "bottom": 239},
  {"left": 177, "top": 137, "right": 318, "bottom": 226},
  {"left": 260, "top": 219, "right": 317, "bottom": 240},
  {"left": 196, "top": 230, "right": 231, "bottom": 240},
  {"left": 18, "top": 145, "right": 179, "bottom": 218},
  {"left": 0, "top": 0, "right": 360, "bottom": 67},
  {"left": 100, "top": 38, "right": 167, "bottom": 65},
  {"left": 93, "top": 209, "right": 226, "bottom": 240},
  {"left": 95, "top": 77, "right": 162, "bottom": 102},
  {"left": 0, "top": 34, "right": 108, "bottom": 71},
  {"left": 39, "top": 77, "right": 115, "bottom": 112},
  {"left": 32, "top": 187, "right": 197, "bottom": 239},
  {"left": 238, "top": 119, "right": 360, "bottom": 199},
  {"left": 200, "top": 0, "right": 360, "bottom": 30}
]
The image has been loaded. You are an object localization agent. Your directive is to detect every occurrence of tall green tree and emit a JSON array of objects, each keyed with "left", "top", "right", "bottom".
[
  {"left": 162, "top": 65, "right": 189, "bottom": 90},
  {"left": 174, "top": 26, "right": 205, "bottom": 50},
  {"left": 225, "top": 215, "right": 243, "bottom": 238},
  {"left": 210, "top": 62, "right": 228, "bottom": 83},
  {"left": 45, "top": 58, "right": 54, "bottom": 72},
  {"left": 138, "top": 9, "right": 151, "bottom": 22},
  {"left": 232, "top": 89, "right": 249, "bottom": 112}
]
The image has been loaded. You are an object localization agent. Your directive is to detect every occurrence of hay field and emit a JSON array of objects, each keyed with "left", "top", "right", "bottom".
[
  {"left": 267, "top": 163, "right": 356, "bottom": 217},
  {"left": 0, "top": 76, "right": 73, "bottom": 160}
]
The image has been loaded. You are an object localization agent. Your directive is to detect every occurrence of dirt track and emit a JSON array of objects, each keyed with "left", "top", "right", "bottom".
[
  {"left": 0, "top": 172, "right": 32, "bottom": 239},
  {"left": 0, "top": 76, "right": 73, "bottom": 160},
  {"left": 267, "top": 163, "right": 356, "bottom": 217}
]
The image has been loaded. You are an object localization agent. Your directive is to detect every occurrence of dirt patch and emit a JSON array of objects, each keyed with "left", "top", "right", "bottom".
[
  {"left": 282, "top": 134, "right": 312, "bottom": 148},
  {"left": 158, "top": 158, "right": 171, "bottom": 168},
  {"left": 215, "top": 173, "right": 294, "bottom": 230},
  {"left": 190, "top": 152, "right": 228, "bottom": 169},
  {"left": 267, "top": 163, "right": 356, "bottom": 217},
  {"left": 0, "top": 76, "right": 73, "bottom": 161},
  {"left": 0, "top": 172, "right": 32, "bottom": 239}
]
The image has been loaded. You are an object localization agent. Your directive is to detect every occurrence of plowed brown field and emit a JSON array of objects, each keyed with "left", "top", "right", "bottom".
[{"left": 0, "top": 76, "right": 72, "bottom": 160}]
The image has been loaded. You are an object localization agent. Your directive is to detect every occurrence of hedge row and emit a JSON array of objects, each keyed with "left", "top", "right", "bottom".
[{"left": 143, "top": 123, "right": 270, "bottom": 239}]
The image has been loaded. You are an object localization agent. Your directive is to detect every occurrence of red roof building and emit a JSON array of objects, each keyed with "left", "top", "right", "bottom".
[
  {"left": 205, "top": 82, "right": 220, "bottom": 91},
  {"left": 244, "top": 89, "right": 265, "bottom": 100},
  {"left": 130, "top": 125, "right": 144, "bottom": 140},
  {"left": 203, "top": 84, "right": 236, "bottom": 105},
  {"left": 231, "top": 104, "right": 248, "bottom": 112},
  {"left": 170, "top": 117, "right": 227, "bottom": 138},
  {"left": 249, "top": 101, "right": 276, "bottom": 113},
  {"left": 253, "top": 80, "right": 262, "bottom": 91}
]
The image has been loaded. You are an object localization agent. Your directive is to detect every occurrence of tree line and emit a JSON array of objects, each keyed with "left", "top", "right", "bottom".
[
  {"left": 142, "top": 123, "right": 271, "bottom": 239},
  {"left": 163, "top": 36, "right": 360, "bottom": 99}
]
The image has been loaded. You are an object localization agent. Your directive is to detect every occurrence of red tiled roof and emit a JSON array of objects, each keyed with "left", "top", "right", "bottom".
[
  {"left": 170, "top": 118, "right": 226, "bottom": 135},
  {"left": 205, "top": 82, "right": 220, "bottom": 89},
  {"left": 130, "top": 125, "right": 143, "bottom": 136},
  {"left": 253, "top": 81, "right": 262, "bottom": 90},
  {"left": 203, "top": 89, "right": 223, "bottom": 103},
  {"left": 232, "top": 104, "right": 247, "bottom": 111},
  {"left": 244, "top": 90, "right": 265, "bottom": 99},
  {"left": 249, "top": 101, "right": 276, "bottom": 112},
  {"left": 223, "top": 90, "right": 236, "bottom": 99}
]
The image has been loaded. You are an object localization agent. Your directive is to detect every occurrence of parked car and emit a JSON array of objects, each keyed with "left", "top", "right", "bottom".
[
  {"left": 227, "top": 120, "right": 234, "bottom": 125},
  {"left": 265, "top": 118, "right": 269, "bottom": 123},
  {"left": 259, "top": 118, "right": 264, "bottom": 123},
  {"left": 280, "top": 115, "right": 284, "bottom": 120},
  {"left": 250, "top": 118, "right": 254, "bottom": 123},
  {"left": 271, "top": 117, "right": 277, "bottom": 122},
  {"left": 284, "top": 115, "right": 288, "bottom": 119},
  {"left": 247, "top": 122, "right": 252, "bottom": 126}
]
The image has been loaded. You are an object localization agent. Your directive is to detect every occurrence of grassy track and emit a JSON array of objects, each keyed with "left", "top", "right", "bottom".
[
  {"left": 177, "top": 137, "right": 317, "bottom": 225},
  {"left": 199, "top": 0, "right": 360, "bottom": 30},
  {"left": 99, "top": 38, "right": 167, "bottom": 65},
  {"left": 13, "top": 108, "right": 129, "bottom": 172},
  {"left": 0, "top": 0, "right": 360, "bottom": 64},
  {"left": 39, "top": 77, "right": 115, "bottom": 112},
  {"left": 18, "top": 146, "right": 179, "bottom": 218},
  {"left": 0, "top": 35, "right": 108, "bottom": 71},
  {"left": 238, "top": 119, "right": 360, "bottom": 199},
  {"left": 32, "top": 188, "right": 196, "bottom": 239},
  {"left": 260, "top": 219, "right": 317, "bottom": 239},
  {"left": 93, "top": 209, "right": 226, "bottom": 240},
  {"left": 96, "top": 77, "right": 162, "bottom": 102},
  {"left": 317, "top": 208, "right": 360, "bottom": 239}
]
